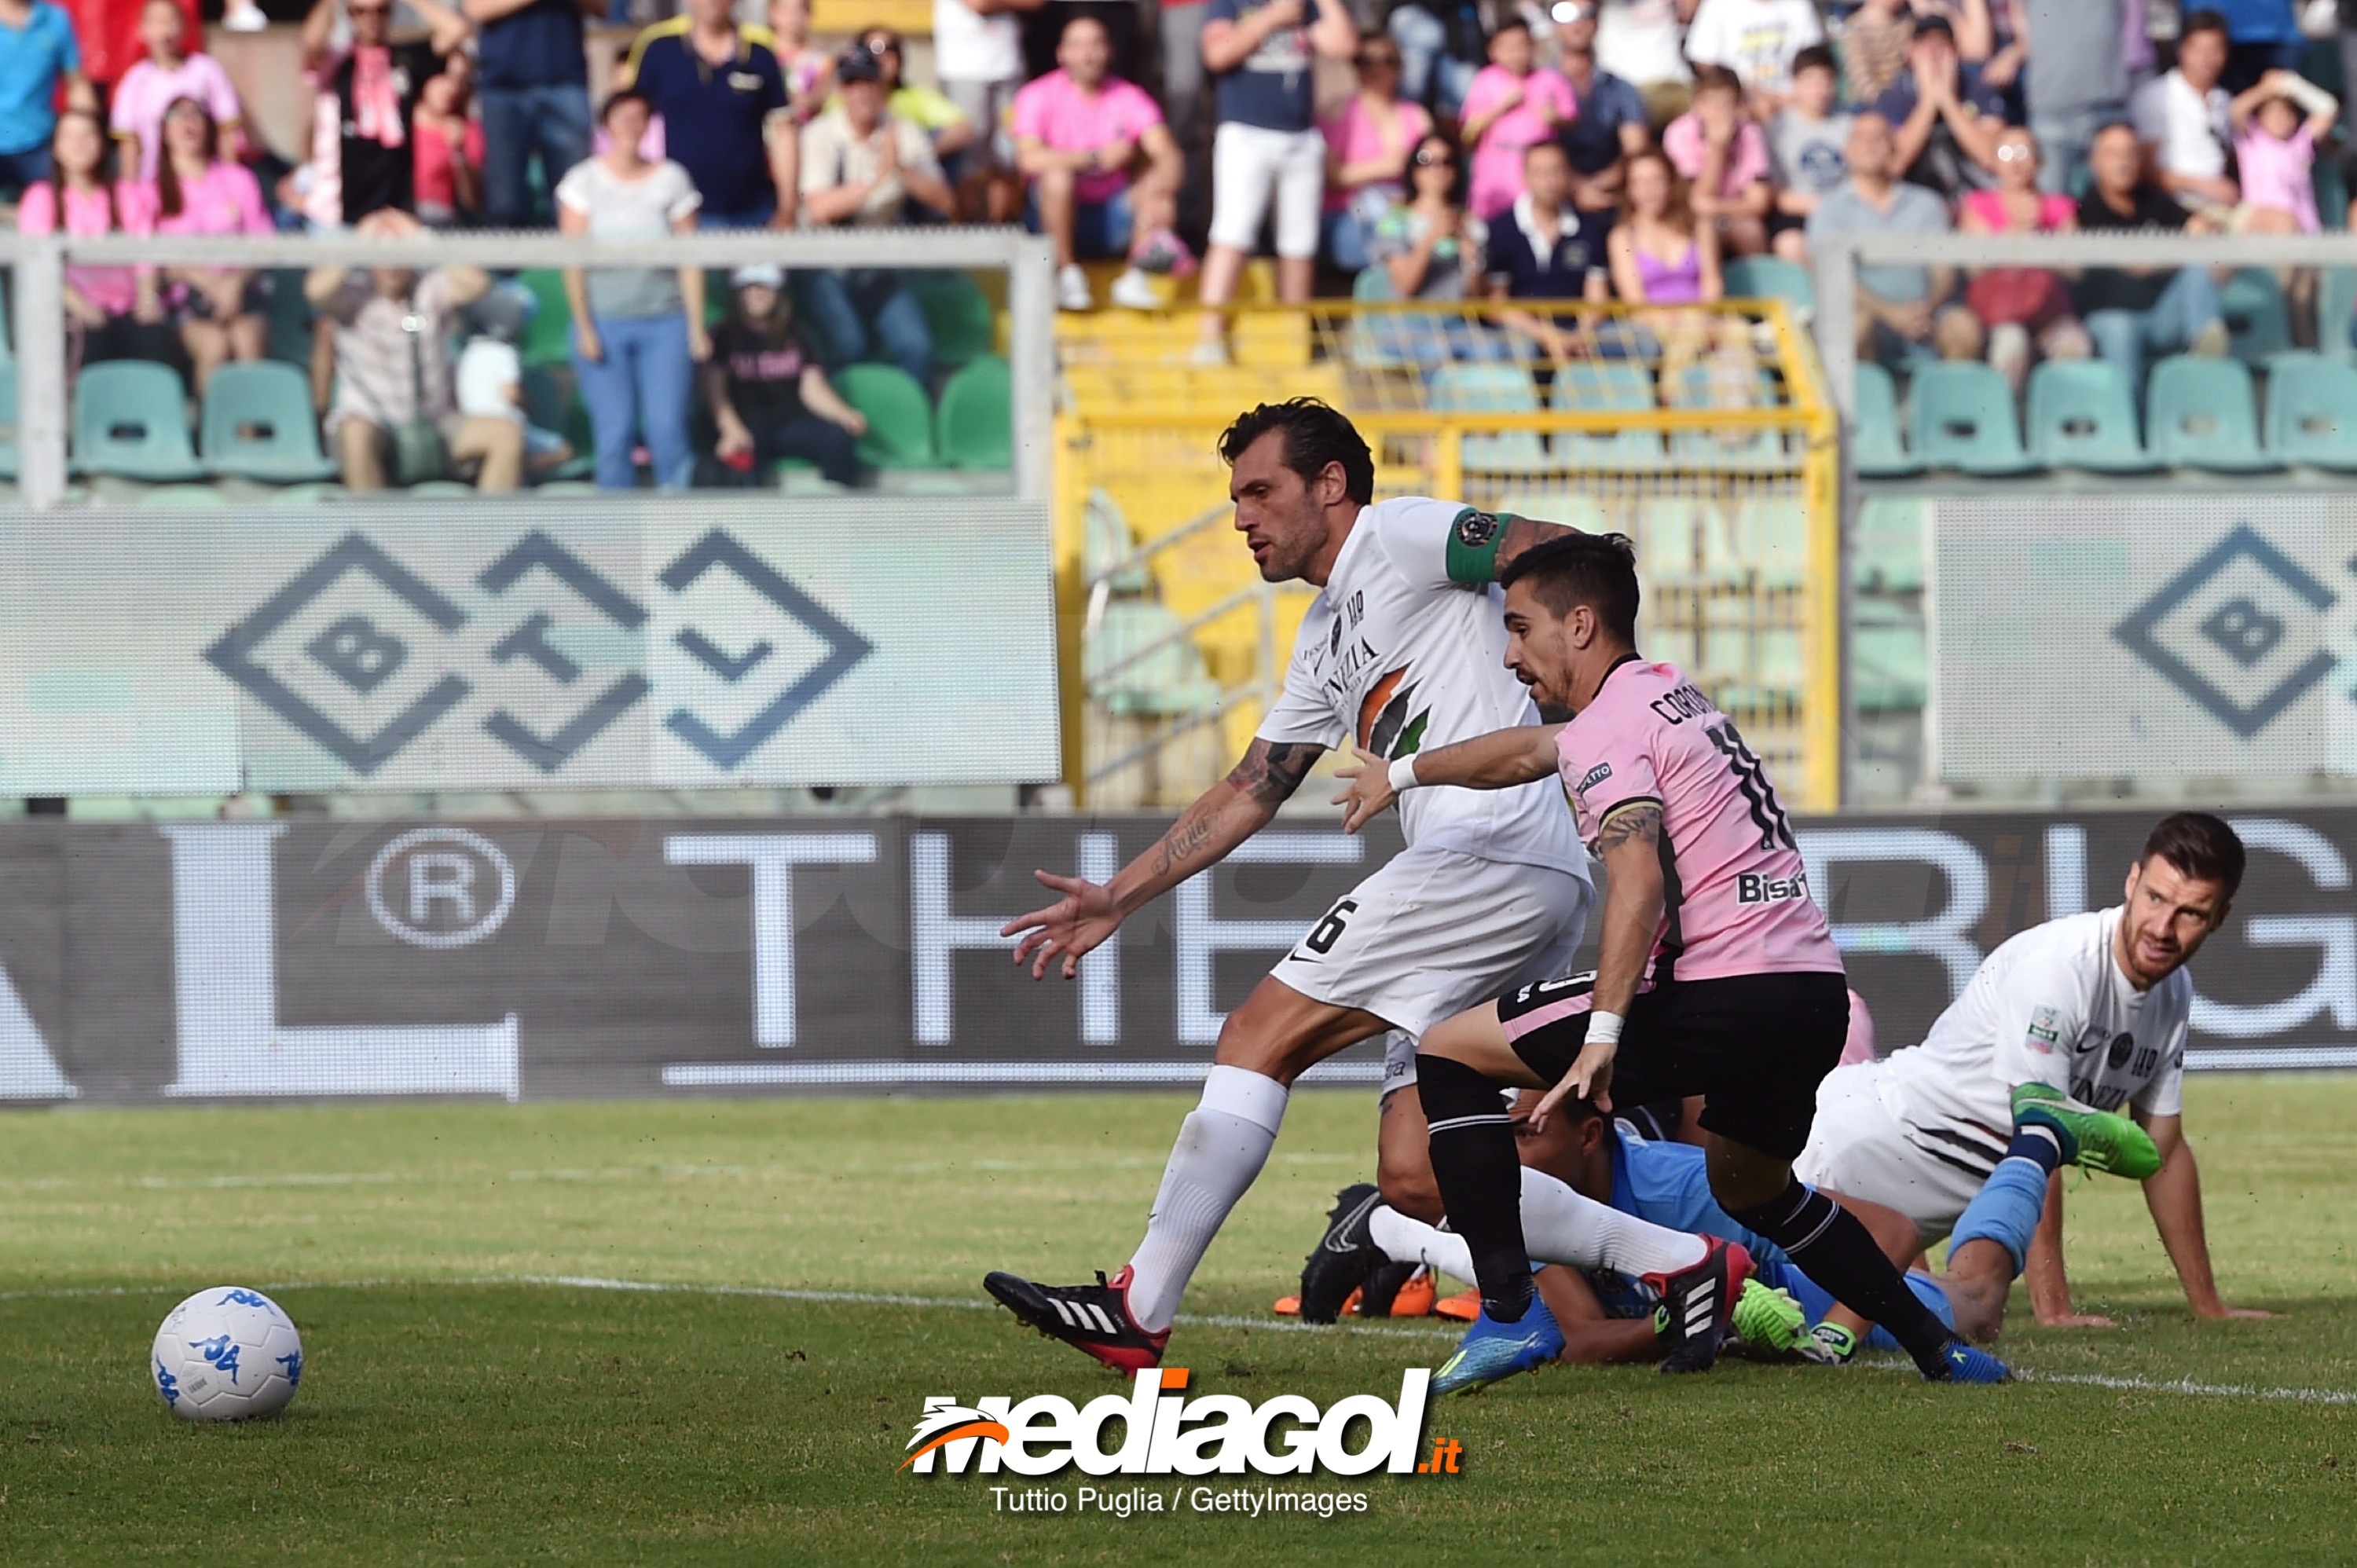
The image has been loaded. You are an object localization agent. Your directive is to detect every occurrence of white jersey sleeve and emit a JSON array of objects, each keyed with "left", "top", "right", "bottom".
[
  {"left": 1368, "top": 495, "right": 1468, "bottom": 594},
  {"left": 1254, "top": 627, "right": 1347, "bottom": 747},
  {"left": 1986, "top": 944, "right": 2095, "bottom": 1095}
]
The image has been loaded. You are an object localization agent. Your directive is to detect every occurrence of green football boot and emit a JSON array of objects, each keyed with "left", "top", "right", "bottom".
[{"left": 2011, "top": 1082, "right": 2162, "bottom": 1180}]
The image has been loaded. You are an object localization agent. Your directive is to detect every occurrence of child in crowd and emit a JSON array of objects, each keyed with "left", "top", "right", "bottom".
[
  {"left": 703, "top": 265, "right": 869, "bottom": 489},
  {"left": 456, "top": 280, "right": 574, "bottom": 481},
  {"left": 412, "top": 52, "right": 482, "bottom": 228},
  {"left": 768, "top": 0, "right": 836, "bottom": 123},
  {"left": 1662, "top": 66, "right": 1772, "bottom": 255},
  {"left": 1458, "top": 18, "right": 1577, "bottom": 222},
  {"left": 1768, "top": 44, "right": 1851, "bottom": 262},
  {"left": 109, "top": 0, "right": 243, "bottom": 182},
  {"left": 2232, "top": 68, "right": 2337, "bottom": 233},
  {"left": 1839, "top": 0, "right": 1913, "bottom": 107}
]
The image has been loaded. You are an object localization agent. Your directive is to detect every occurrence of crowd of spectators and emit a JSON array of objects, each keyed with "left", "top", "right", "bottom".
[{"left": 6, "top": 0, "right": 2357, "bottom": 489}]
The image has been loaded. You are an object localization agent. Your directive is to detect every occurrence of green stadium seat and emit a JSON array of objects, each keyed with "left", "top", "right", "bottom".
[
  {"left": 1904, "top": 361, "right": 2035, "bottom": 475},
  {"left": 1552, "top": 361, "right": 1665, "bottom": 468},
  {"left": 2320, "top": 268, "right": 2357, "bottom": 356},
  {"left": 2024, "top": 359, "right": 2154, "bottom": 472},
  {"left": 1853, "top": 496, "right": 1924, "bottom": 593},
  {"left": 200, "top": 361, "right": 338, "bottom": 482},
  {"left": 934, "top": 354, "right": 1012, "bottom": 469},
  {"left": 834, "top": 362, "right": 940, "bottom": 469},
  {"left": 1721, "top": 256, "right": 1815, "bottom": 313},
  {"left": 1430, "top": 363, "right": 1549, "bottom": 473},
  {"left": 520, "top": 365, "right": 594, "bottom": 480},
  {"left": 2146, "top": 354, "right": 2278, "bottom": 471},
  {"left": 0, "top": 361, "right": 16, "bottom": 479},
  {"left": 1637, "top": 496, "right": 1702, "bottom": 582},
  {"left": 1083, "top": 488, "right": 1152, "bottom": 594},
  {"left": 1851, "top": 361, "right": 1918, "bottom": 476},
  {"left": 73, "top": 361, "right": 203, "bottom": 482},
  {"left": 516, "top": 269, "right": 574, "bottom": 368},
  {"left": 1667, "top": 361, "right": 1785, "bottom": 472},
  {"left": 2319, "top": 156, "right": 2350, "bottom": 233},
  {"left": 2220, "top": 269, "right": 2293, "bottom": 365},
  {"left": 1852, "top": 599, "right": 1927, "bottom": 711},
  {"left": 1084, "top": 600, "right": 1219, "bottom": 717},
  {"left": 1739, "top": 496, "right": 1809, "bottom": 589},
  {"left": 2264, "top": 352, "right": 2357, "bottom": 470},
  {"left": 907, "top": 270, "right": 995, "bottom": 369},
  {"left": 1491, "top": 489, "right": 1614, "bottom": 532}
]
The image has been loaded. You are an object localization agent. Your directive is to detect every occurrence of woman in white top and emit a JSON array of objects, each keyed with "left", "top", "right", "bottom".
[{"left": 555, "top": 90, "right": 709, "bottom": 491}]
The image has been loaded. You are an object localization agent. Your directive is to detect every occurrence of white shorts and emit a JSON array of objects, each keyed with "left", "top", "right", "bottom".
[
  {"left": 1271, "top": 846, "right": 1593, "bottom": 1092},
  {"left": 1207, "top": 121, "right": 1325, "bottom": 259},
  {"left": 1793, "top": 1063, "right": 1986, "bottom": 1247},
  {"left": 943, "top": 76, "right": 1019, "bottom": 172}
]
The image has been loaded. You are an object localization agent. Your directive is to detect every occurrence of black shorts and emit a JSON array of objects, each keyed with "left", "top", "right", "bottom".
[
  {"left": 1765, "top": 210, "right": 1809, "bottom": 241},
  {"left": 1497, "top": 970, "right": 1849, "bottom": 1160}
]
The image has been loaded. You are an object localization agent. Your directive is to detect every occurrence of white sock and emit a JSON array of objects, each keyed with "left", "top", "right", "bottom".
[
  {"left": 1520, "top": 1167, "right": 1708, "bottom": 1277},
  {"left": 1124, "top": 1065, "right": 1289, "bottom": 1333},
  {"left": 1369, "top": 1205, "right": 1474, "bottom": 1280}
]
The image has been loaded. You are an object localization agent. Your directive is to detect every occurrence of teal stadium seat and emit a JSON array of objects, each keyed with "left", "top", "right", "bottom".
[
  {"left": 934, "top": 354, "right": 1012, "bottom": 469},
  {"left": 2220, "top": 269, "right": 2293, "bottom": 365},
  {"left": 2320, "top": 268, "right": 2357, "bottom": 357},
  {"left": 1084, "top": 600, "right": 1219, "bottom": 717},
  {"left": 1667, "top": 361, "right": 1783, "bottom": 472},
  {"left": 1552, "top": 360, "right": 1665, "bottom": 469},
  {"left": 834, "top": 362, "right": 940, "bottom": 469},
  {"left": 1904, "top": 361, "right": 2035, "bottom": 475},
  {"left": 1852, "top": 496, "right": 1924, "bottom": 593},
  {"left": 2264, "top": 352, "right": 2357, "bottom": 470},
  {"left": 2145, "top": 354, "right": 2277, "bottom": 471},
  {"left": 0, "top": 361, "right": 16, "bottom": 479},
  {"left": 200, "top": 361, "right": 338, "bottom": 482},
  {"left": 74, "top": 361, "right": 203, "bottom": 481},
  {"left": 1083, "top": 489, "right": 1153, "bottom": 593},
  {"left": 1429, "top": 363, "right": 1548, "bottom": 474},
  {"left": 907, "top": 271, "right": 995, "bottom": 369},
  {"left": 1850, "top": 361, "right": 1918, "bottom": 476},
  {"left": 1852, "top": 599, "right": 1928, "bottom": 710},
  {"left": 2024, "top": 359, "right": 2154, "bottom": 472},
  {"left": 1721, "top": 256, "right": 1815, "bottom": 313}
]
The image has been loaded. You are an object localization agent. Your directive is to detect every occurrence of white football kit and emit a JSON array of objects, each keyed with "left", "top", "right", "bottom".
[
  {"left": 1796, "top": 907, "right": 2190, "bottom": 1241},
  {"left": 1252, "top": 497, "right": 1595, "bottom": 1088}
]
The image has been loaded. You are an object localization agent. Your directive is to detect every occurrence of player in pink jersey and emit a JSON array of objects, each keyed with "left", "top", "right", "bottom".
[{"left": 1336, "top": 532, "right": 2008, "bottom": 1386}]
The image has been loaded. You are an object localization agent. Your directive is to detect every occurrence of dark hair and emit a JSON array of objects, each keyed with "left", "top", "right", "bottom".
[
  {"left": 1490, "top": 16, "right": 1532, "bottom": 40},
  {"left": 49, "top": 109, "right": 123, "bottom": 230},
  {"left": 2139, "top": 812, "right": 2245, "bottom": 899},
  {"left": 2091, "top": 116, "right": 2140, "bottom": 145},
  {"left": 2180, "top": 7, "right": 2230, "bottom": 42},
  {"left": 1691, "top": 63, "right": 1743, "bottom": 97},
  {"left": 599, "top": 88, "right": 652, "bottom": 126},
  {"left": 1791, "top": 42, "right": 1837, "bottom": 79},
  {"left": 1497, "top": 532, "right": 1640, "bottom": 642},
  {"left": 154, "top": 95, "right": 218, "bottom": 220},
  {"left": 1413, "top": 132, "right": 1467, "bottom": 203},
  {"left": 1217, "top": 399, "right": 1375, "bottom": 506}
]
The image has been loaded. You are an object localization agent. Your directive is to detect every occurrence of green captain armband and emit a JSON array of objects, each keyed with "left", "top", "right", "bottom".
[{"left": 1445, "top": 508, "right": 1516, "bottom": 584}]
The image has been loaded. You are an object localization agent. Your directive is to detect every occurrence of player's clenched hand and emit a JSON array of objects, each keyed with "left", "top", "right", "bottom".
[
  {"left": 1329, "top": 745, "right": 1398, "bottom": 834},
  {"left": 1001, "top": 870, "right": 1122, "bottom": 980},
  {"left": 1528, "top": 1039, "right": 1615, "bottom": 1133}
]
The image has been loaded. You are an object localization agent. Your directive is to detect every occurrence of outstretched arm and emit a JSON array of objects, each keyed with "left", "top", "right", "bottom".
[
  {"left": 2136, "top": 1111, "right": 2278, "bottom": 1320},
  {"left": 1534, "top": 1264, "right": 1666, "bottom": 1363},
  {"left": 1330, "top": 724, "right": 1562, "bottom": 832},
  {"left": 1002, "top": 738, "right": 1325, "bottom": 978},
  {"left": 2025, "top": 1170, "right": 2115, "bottom": 1327},
  {"left": 1527, "top": 801, "right": 1663, "bottom": 1126}
]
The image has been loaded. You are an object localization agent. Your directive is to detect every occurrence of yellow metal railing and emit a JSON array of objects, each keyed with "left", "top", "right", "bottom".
[{"left": 1058, "top": 299, "right": 1840, "bottom": 813}]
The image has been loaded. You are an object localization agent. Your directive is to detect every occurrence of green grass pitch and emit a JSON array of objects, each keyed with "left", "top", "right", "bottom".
[{"left": 2, "top": 1075, "right": 2354, "bottom": 1564}]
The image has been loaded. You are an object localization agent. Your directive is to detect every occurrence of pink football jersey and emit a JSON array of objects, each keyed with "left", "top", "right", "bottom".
[{"left": 1557, "top": 659, "right": 1842, "bottom": 983}]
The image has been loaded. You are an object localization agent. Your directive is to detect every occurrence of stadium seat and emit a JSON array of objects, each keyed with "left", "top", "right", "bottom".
[
  {"left": 834, "top": 362, "right": 940, "bottom": 469},
  {"left": 73, "top": 361, "right": 204, "bottom": 482},
  {"left": 2264, "top": 352, "right": 2357, "bottom": 470},
  {"left": 934, "top": 354, "right": 1012, "bottom": 469},
  {"left": 1083, "top": 600, "right": 1219, "bottom": 716},
  {"left": 2023, "top": 359, "right": 2155, "bottom": 472},
  {"left": 1636, "top": 496, "right": 1703, "bottom": 582},
  {"left": 1083, "top": 489, "right": 1153, "bottom": 594},
  {"left": 2220, "top": 269, "right": 2293, "bottom": 365},
  {"left": 1721, "top": 256, "right": 1815, "bottom": 314},
  {"left": 200, "top": 361, "right": 338, "bottom": 482},
  {"left": 2320, "top": 268, "right": 2357, "bottom": 357},
  {"left": 1491, "top": 489, "right": 1613, "bottom": 532},
  {"left": 1667, "top": 361, "right": 1786, "bottom": 472},
  {"left": 1738, "top": 496, "right": 1809, "bottom": 589},
  {"left": 516, "top": 269, "right": 574, "bottom": 367},
  {"left": 1852, "top": 598, "right": 1928, "bottom": 710},
  {"left": 519, "top": 365, "right": 593, "bottom": 480},
  {"left": 2145, "top": 355, "right": 2278, "bottom": 471},
  {"left": 1850, "top": 362, "right": 1919, "bottom": 476},
  {"left": 1852, "top": 496, "right": 1924, "bottom": 593},
  {"left": 1552, "top": 361, "right": 1666, "bottom": 469},
  {"left": 1904, "top": 361, "right": 2035, "bottom": 475},
  {"left": 1429, "top": 363, "right": 1548, "bottom": 473},
  {"left": 0, "top": 361, "right": 16, "bottom": 479},
  {"left": 907, "top": 270, "right": 995, "bottom": 370}
]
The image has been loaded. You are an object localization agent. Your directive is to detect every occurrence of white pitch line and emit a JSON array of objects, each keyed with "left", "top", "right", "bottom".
[{"left": 8, "top": 1276, "right": 2350, "bottom": 1398}]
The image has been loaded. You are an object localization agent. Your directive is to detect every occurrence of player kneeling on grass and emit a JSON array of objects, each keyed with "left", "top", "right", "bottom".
[
  {"left": 1332, "top": 533, "right": 2007, "bottom": 1387},
  {"left": 1793, "top": 811, "right": 2277, "bottom": 1360}
]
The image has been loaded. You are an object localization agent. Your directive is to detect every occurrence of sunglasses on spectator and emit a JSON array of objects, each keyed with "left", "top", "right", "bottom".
[{"left": 1996, "top": 142, "right": 2035, "bottom": 161}]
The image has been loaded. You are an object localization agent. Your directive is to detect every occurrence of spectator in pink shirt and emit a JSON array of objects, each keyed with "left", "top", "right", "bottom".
[
  {"left": 19, "top": 108, "right": 173, "bottom": 380},
  {"left": 108, "top": 0, "right": 243, "bottom": 182},
  {"left": 1660, "top": 65, "right": 1770, "bottom": 255},
  {"left": 2231, "top": 69, "right": 2335, "bottom": 233},
  {"left": 1457, "top": 20, "right": 1575, "bottom": 222},
  {"left": 1318, "top": 35, "right": 1428, "bottom": 271},
  {"left": 149, "top": 95, "right": 273, "bottom": 391},
  {"left": 1014, "top": 15, "right": 1186, "bottom": 311},
  {"left": 411, "top": 51, "right": 484, "bottom": 226}
]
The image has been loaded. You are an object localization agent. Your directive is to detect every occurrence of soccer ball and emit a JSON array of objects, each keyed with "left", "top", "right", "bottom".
[{"left": 151, "top": 1287, "right": 304, "bottom": 1422}]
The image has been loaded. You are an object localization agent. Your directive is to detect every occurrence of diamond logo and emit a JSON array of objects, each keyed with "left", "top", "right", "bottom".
[{"left": 2112, "top": 524, "right": 2340, "bottom": 738}]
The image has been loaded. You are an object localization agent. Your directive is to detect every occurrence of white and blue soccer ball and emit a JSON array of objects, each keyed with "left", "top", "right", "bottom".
[{"left": 151, "top": 1287, "right": 304, "bottom": 1422}]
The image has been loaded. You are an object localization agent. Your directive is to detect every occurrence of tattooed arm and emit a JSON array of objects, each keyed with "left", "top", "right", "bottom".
[
  {"left": 1528, "top": 800, "right": 1664, "bottom": 1125},
  {"left": 1003, "top": 738, "right": 1325, "bottom": 980}
]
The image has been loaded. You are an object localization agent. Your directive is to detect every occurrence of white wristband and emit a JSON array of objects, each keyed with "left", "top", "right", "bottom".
[
  {"left": 1387, "top": 755, "right": 1421, "bottom": 793},
  {"left": 1586, "top": 1009, "right": 1625, "bottom": 1046}
]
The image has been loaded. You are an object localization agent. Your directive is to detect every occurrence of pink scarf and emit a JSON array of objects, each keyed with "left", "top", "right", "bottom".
[{"left": 351, "top": 46, "right": 406, "bottom": 148}]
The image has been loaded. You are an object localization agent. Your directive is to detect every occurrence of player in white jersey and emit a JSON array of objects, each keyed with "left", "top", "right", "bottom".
[
  {"left": 983, "top": 400, "right": 1720, "bottom": 1372},
  {"left": 1795, "top": 812, "right": 2277, "bottom": 1356}
]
